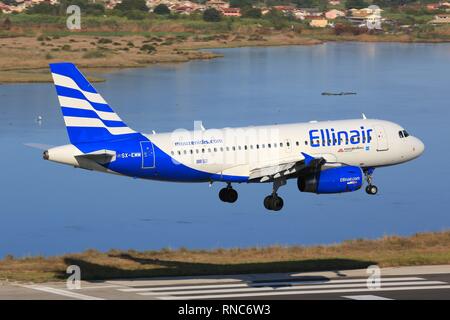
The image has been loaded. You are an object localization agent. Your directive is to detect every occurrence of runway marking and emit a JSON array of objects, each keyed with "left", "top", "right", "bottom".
[
  {"left": 157, "top": 285, "right": 450, "bottom": 300},
  {"left": 20, "top": 285, "right": 105, "bottom": 300},
  {"left": 137, "top": 281, "right": 444, "bottom": 296},
  {"left": 118, "top": 277, "right": 425, "bottom": 292},
  {"left": 343, "top": 295, "right": 393, "bottom": 300}
]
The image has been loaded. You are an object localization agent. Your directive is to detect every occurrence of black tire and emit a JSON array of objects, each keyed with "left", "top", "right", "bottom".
[
  {"left": 228, "top": 188, "right": 238, "bottom": 203},
  {"left": 264, "top": 195, "right": 272, "bottom": 210},
  {"left": 272, "top": 196, "right": 284, "bottom": 211},
  {"left": 366, "top": 185, "right": 378, "bottom": 195},
  {"left": 219, "top": 188, "right": 229, "bottom": 202}
]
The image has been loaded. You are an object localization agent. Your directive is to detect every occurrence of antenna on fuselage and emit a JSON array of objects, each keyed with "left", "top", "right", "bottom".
[{"left": 362, "top": 113, "right": 367, "bottom": 120}]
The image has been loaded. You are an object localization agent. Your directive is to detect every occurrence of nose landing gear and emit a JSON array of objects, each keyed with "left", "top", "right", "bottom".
[
  {"left": 364, "top": 168, "right": 378, "bottom": 195},
  {"left": 219, "top": 183, "right": 238, "bottom": 203}
]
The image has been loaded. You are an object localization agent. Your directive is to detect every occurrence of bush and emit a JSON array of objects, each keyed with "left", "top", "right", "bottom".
[
  {"left": 115, "top": 0, "right": 148, "bottom": 12},
  {"left": 124, "top": 10, "right": 147, "bottom": 20},
  {"left": 203, "top": 8, "right": 222, "bottom": 22},
  {"left": 242, "top": 8, "right": 262, "bottom": 19},
  {"left": 153, "top": 4, "right": 170, "bottom": 15},
  {"left": 140, "top": 44, "right": 156, "bottom": 53},
  {"left": 82, "top": 49, "right": 106, "bottom": 58},
  {"left": 98, "top": 37, "right": 113, "bottom": 44}
]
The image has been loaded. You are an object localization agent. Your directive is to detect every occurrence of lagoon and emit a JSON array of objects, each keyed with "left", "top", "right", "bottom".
[{"left": 0, "top": 42, "right": 449, "bottom": 257}]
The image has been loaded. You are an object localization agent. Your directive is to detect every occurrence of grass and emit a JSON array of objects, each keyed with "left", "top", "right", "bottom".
[{"left": 1, "top": 230, "right": 449, "bottom": 283}]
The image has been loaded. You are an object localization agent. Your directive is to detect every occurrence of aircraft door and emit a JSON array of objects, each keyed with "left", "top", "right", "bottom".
[
  {"left": 374, "top": 126, "right": 389, "bottom": 151},
  {"left": 140, "top": 141, "right": 155, "bottom": 168}
]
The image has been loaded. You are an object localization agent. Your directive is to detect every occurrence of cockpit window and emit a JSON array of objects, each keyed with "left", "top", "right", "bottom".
[{"left": 399, "top": 130, "right": 410, "bottom": 138}]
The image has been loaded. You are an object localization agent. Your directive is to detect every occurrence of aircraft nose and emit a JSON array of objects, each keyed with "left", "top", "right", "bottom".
[{"left": 412, "top": 137, "right": 425, "bottom": 157}]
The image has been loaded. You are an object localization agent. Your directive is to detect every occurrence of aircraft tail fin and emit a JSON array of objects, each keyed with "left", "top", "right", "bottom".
[{"left": 49, "top": 62, "right": 138, "bottom": 144}]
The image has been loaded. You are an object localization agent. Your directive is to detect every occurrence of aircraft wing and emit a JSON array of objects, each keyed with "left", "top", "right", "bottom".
[
  {"left": 249, "top": 153, "right": 339, "bottom": 182},
  {"left": 75, "top": 149, "right": 116, "bottom": 165}
]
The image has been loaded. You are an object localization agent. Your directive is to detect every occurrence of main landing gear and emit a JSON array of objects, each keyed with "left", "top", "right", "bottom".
[
  {"left": 364, "top": 168, "right": 378, "bottom": 195},
  {"left": 219, "top": 183, "right": 238, "bottom": 203},
  {"left": 263, "top": 179, "right": 286, "bottom": 211}
]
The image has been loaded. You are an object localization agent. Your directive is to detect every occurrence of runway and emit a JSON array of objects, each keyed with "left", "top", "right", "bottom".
[{"left": 1, "top": 265, "right": 450, "bottom": 300}]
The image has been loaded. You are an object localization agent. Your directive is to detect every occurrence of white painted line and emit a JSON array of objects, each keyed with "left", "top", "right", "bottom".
[
  {"left": 78, "top": 285, "right": 126, "bottom": 290},
  {"left": 158, "top": 285, "right": 450, "bottom": 300},
  {"left": 119, "top": 277, "right": 425, "bottom": 292},
  {"left": 138, "top": 281, "right": 444, "bottom": 296},
  {"left": 343, "top": 295, "right": 393, "bottom": 300},
  {"left": 20, "top": 285, "right": 105, "bottom": 300}
]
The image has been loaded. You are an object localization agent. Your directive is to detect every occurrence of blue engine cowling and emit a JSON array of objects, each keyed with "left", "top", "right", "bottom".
[{"left": 297, "top": 166, "right": 363, "bottom": 194}]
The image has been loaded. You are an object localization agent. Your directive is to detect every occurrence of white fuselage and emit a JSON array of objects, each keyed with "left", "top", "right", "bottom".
[{"left": 143, "top": 119, "right": 424, "bottom": 180}]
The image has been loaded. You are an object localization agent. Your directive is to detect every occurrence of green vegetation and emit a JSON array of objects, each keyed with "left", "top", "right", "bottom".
[
  {"left": 203, "top": 8, "right": 222, "bottom": 22},
  {"left": 1, "top": 231, "right": 449, "bottom": 283},
  {"left": 153, "top": 4, "right": 171, "bottom": 15}
]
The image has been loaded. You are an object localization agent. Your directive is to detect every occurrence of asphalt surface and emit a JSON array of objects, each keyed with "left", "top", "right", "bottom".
[{"left": 1, "top": 265, "right": 450, "bottom": 300}]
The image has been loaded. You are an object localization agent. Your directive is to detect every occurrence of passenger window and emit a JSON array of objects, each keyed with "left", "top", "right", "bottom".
[
  {"left": 268, "top": 143, "right": 271, "bottom": 148},
  {"left": 232, "top": 146, "right": 235, "bottom": 151},
  {"left": 183, "top": 150, "right": 187, "bottom": 155},
  {"left": 177, "top": 151, "right": 181, "bottom": 155},
  {"left": 190, "top": 150, "right": 193, "bottom": 154},
  {"left": 305, "top": 141, "right": 308, "bottom": 145},
  {"left": 274, "top": 143, "right": 277, "bottom": 148},
  {"left": 202, "top": 148, "right": 205, "bottom": 153},
  {"left": 280, "top": 143, "right": 283, "bottom": 147},
  {"left": 287, "top": 142, "right": 290, "bottom": 147},
  {"left": 171, "top": 151, "right": 174, "bottom": 155},
  {"left": 296, "top": 141, "right": 299, "bottom": 146},
  {"left": 244, "top": 145, "right": 247, "bottom": 150}
]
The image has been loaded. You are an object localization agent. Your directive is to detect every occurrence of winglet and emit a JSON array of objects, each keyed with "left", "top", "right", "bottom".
[{"left": 301, "top": 152, "right": 315, "bottom": 166}]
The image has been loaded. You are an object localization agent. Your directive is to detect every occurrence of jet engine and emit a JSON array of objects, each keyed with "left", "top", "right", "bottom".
[{"left": 297, "top": 166, "right": 363, "bottom": 194}]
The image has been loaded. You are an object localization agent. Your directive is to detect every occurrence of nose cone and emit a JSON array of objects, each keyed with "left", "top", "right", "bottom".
[{"left": 412, "top": 137, "right": 425, "bottom": 158}]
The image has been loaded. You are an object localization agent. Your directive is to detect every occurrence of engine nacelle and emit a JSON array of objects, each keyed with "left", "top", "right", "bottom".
[{"left": 297, "top": 166, "right": 363, "bottom": 194}]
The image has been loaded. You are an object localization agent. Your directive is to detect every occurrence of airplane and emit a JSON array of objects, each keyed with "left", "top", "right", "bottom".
[{"left": 43, "top": 62, "right": 425, "bottom": 211}]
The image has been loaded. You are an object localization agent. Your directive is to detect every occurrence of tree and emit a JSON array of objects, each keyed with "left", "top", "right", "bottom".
[
  {"left": 2, "top": 17, "right": 12, "bottom": 30},
  {"left": 229, "top": 0, "right": 254, "bottom": 8},
  {"left": 345, "top": 0, "right": 369, "bottom": 9},
  {"left": 26, "top": 3, "right": 60, "bottom": 15},
  {"left": 153, "top": 4, "right": 171, "bottom": 15},
  {"left": 115, "top": 0, "right": 148, "bottom": 12},
  {"left": 203, "top": 8, "right": 222, "bottom": 22},
  {"left": 242, "top": 7, "right": 262, "bottom": 18}
]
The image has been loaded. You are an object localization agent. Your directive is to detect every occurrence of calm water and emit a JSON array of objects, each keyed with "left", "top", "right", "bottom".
[{"left": 1, "top": 42, "right": 449, "bottom": 258}]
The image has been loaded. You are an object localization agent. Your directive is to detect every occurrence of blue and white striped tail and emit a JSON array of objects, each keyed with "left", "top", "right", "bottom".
[{"left": 50, "top": 62, "right": 138, "bottom": 144}]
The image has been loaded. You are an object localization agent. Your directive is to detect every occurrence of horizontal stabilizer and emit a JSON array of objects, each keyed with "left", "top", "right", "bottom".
[{"left": 75, "top": 149, "right": 116, "bottom": 164}]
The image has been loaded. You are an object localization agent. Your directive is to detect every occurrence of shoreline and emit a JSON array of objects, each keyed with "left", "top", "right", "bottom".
[
  {"left": 1, "top": 33, "right": 449, "bottom": 84},
  {"left": 0, "top": 230, "right": 449, "bottom": 283}
]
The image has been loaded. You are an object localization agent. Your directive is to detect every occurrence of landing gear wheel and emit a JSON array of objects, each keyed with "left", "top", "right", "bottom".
[
  {"left": 263, "top": 194, "right": 284, "bottom": 211},
  {"left": 365, "top": 185, "right": 378, "bottom": 195},
  {"left": 264, "top": 196, "right": 272, "bottom": 210},
  {"left": 227, "top": 188, "right": 238, "bottom": 203},
  {"left": 219, "top": 186, "right": 238, "bottom": 203}
]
